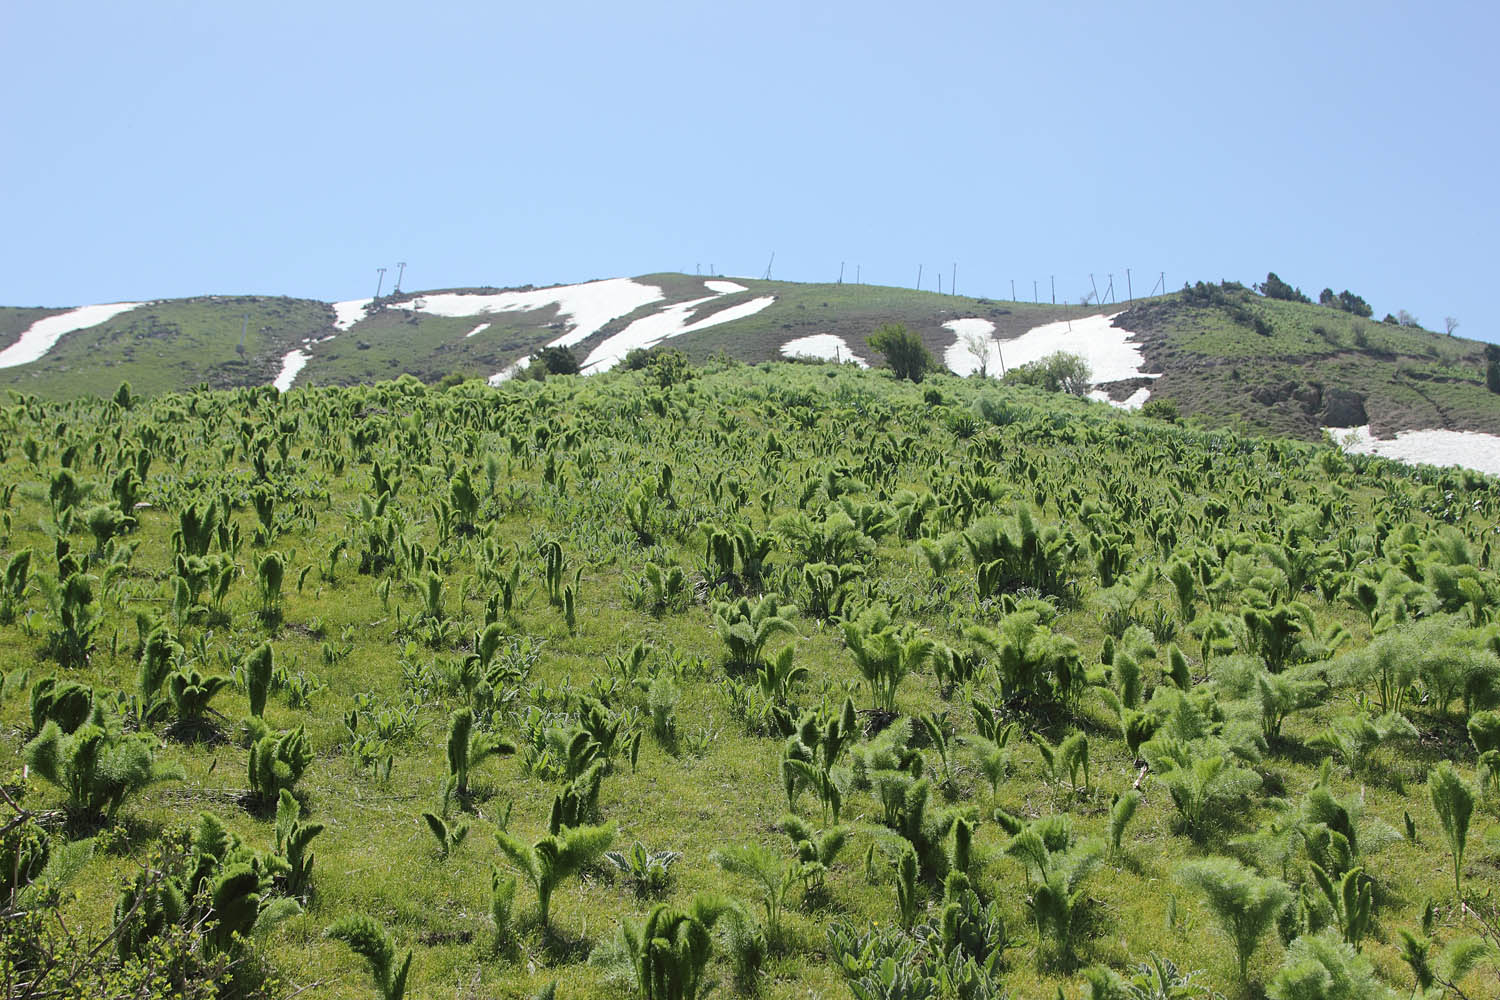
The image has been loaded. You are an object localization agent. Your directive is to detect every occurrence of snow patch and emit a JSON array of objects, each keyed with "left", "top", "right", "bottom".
[
  {"left": 333, "top": 299, "right": 373, "bottom": 331},
  {"left": 487, "top": 359, "right": 526, "bottom": 386},
  {"left": 1089, "top": 386, "right": 1152, "bottom": 410},
  {"left": 389, "top": 279, "right": 663, "bottom": 349},
  {"left": 0, "top": 302, "right": 144, "bottom": 369},
  {"left": 1328, "top": 425, "right": 1500, "bottom": 478},
  {"left": 942, "top": 319, "right": 1001, "bottom": 377},
  {"left": 581, "top": 280, "right": 775, "bottom": 373},
  {"left": 781, "top": 334, "right": 867, "bottom": 367},
  {"left": 465, "top": 322, "right": 491, "bottom": 339},
  {"left": 944, "top": 312, "right": 1158, "bottom": 385},
  {"left": 272, "top": 349, "right": 312, "bottom": 392}
]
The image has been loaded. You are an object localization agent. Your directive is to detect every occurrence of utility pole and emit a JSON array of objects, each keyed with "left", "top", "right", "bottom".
[
  {"left": 917, "top": 264, "right": 922, "bottom": 291},
  {"left": 951, "top": 262, "right": 957, "bottom": 296},
  {"left": 1125, "top": 267, "right": 1132, "bottom": 302},
  {"left": 856, "top": 264, "right": 860, "bottom": 285},
  {"left": 1033, "top": 280, "right": 1038, "bottom": 304},
  {"left": 395, "top": 261, "right": 407, "bottom": 294},
  {"left": 838, "top": 262, "right": 844, "bottom": 285},
  {"left": 1011, "top": 279, "right": 1016, "bottom": 301},
  {"left": 937, "top": 273, "right": 943, "bottom": 295},
  {"left": 763, "top": 252, "right": 775, "bottom": 280},
  {"left": 374, "top": 267, "right": 387, "bottom": 299},
  {"left": 1050, "top": 275, "right": 1055, "bottom": 305},
  {"left": 1089, "top": 274, "right": 1099, "bottom": 307}
]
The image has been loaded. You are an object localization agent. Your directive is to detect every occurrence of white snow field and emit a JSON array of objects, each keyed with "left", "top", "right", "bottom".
[
  {"left": 942, "top": 319, "right": 1000, "bottom": 376},
  {"left": 0, "top": 302, "right": 144, "bottom": 369},
  {"left": 389, "top": 279, "right": 664, "bottom": 349},
  {"left": 780, "top": 334, "right": 867, "bottom": 367},
  {"left": 272, "top": 349, "right": 313, "bottom": 393},
  {"left": 1328, "top": 425, "right": 1500, "bottom": 478},
  {"left": 332, "top": 299, "right": 374, "bottom": 331},
  {"left": 581, "top": 282, "right": 776, "bottom": 373},
  {"left": 944, "top": 312, "right": 1157, "bottom": 384},
  {"left": 464, "top": 322, "right": 491, "bottom": 339}
]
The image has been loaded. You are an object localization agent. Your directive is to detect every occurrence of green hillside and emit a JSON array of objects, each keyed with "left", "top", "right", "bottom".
[
  {"left": 0, "top": 297, "right": 331, "bottom": 398},
  {"left": 2, "top": 275, "right": 1498, "bottom": 449},
  {"left": 1119, "top": 282, "right": 1500, "bottom": 440},
  {"left": 3, "top": 364, "right": 1499, "bottom": 999}
]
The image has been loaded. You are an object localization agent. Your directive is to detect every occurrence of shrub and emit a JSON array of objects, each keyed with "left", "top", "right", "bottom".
[
  {"left": 866, "top": 323, "right": 935, "bottom": 383},
  {"left": 1003, "top": 351, "right": 1092, "bottom": 395},
  {"left": 1140, "top": 398, "right": 1179, "bottom": 423}
]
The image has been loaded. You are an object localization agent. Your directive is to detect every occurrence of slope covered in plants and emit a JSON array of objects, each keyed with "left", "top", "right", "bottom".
[{"left": 1, "top": 359, "right": 1499, "bottom": 999}]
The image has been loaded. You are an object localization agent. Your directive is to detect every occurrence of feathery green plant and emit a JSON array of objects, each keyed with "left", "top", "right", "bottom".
[
  {"left": 1427, "top": 761, "right": 1475, "bottom": 900},
  {"left": 326, "top": 915, "right": 412, "bottom": 1000},
  {"left": 1178, "top": 857, "right": 1293, "bottom": 984},
  {"left": 494, "top": 820, "right": 615, "bottom": 934}
]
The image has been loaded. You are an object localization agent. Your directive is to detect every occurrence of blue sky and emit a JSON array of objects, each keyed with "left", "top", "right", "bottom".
[{"left": 3, "top": 1, "right": 1495, "bottom": 339}]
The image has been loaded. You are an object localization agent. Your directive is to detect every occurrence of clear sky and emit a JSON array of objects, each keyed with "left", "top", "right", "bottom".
[{"left": 3, "top": 1, "right": 1495, "bottom": 339}]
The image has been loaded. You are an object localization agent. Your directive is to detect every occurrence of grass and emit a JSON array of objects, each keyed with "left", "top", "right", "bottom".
[{"left": 3, "top": 362, "right": 1500, "bottom": 998}]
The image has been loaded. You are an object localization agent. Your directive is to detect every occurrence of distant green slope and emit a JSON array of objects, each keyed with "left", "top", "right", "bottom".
[
  {"left": 1, "top": 275, "right": 1496, "bottom": 445},
  {"left": 1118, "top": 283, "right": 1499, "bottom": 439},
  {"left": 0, "top": 297, "right": 330, "bottom": 398}
]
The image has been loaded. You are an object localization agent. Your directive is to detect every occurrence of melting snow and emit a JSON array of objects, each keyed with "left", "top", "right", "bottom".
[
  {"left": 272, "top": 349, "right": 312, "bottom": 392},
  {"left": 942, "top": 319, "right": 1001, "bottom": 376},
  {"left": 0, "top": 302, "right": 143, "bottom": 369},
  {"left": 1328, "top": 425, "right": 1500, "bottom": 478},
  {"left": 943, "top": 312, "right": 1157, "bottom": 385},
  {"left": 487, "top": 359, "right": 526, "bottom": 386},
  {"left": 581, "top": 281, "right": 775, "bottom": 373},
  {"left": 465, "top": 322, "right": 491, "bottom": 339},
  {"left": 332, "top": 299, "right": 373, "bottom": 331},
  {"left": 1089, "top": 386, "right": 1152, "bottom": 410},
  {"left": 389, "top": 279, "right": 663, "bottom": 349},
  {"left": 780, "top": 334, "right": 867, "bottom": 367}
]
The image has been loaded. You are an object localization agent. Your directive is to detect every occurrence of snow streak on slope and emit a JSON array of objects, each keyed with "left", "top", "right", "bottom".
[
  {"left": 781, "top": 334, "right": 867, "bottom": 367},
  {"left": 0, "top": 303, "right": 144, "bottom": 369},
  {"left": 273, "top": 350, "right": 312, "bottom": 392},
  {"left": 1329, "top": 425, "right": 1500, "bottom": 478},
  {"left": 581, "top": 282, "right": 775, "bottom": 373},
  {"left": 333, "top": 299, "right": 373, "bottom": 331},
  {"left": 392, "top": 279, "right": 664, "bottom": 348}
]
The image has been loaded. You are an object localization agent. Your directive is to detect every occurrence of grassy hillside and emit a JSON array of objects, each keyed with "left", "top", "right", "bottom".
[
  {"left": 2, "top": 363, "right": 1499, "bottom": 999},
  {"left": 0, "top": 296, "right": 331, "bottom": 398},
  {"left": 1119, "top": 283, "right": 1500, "bottom": 439},
  {"left": 3, "top": 275, "right": 1499, "bottom": 448}
]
